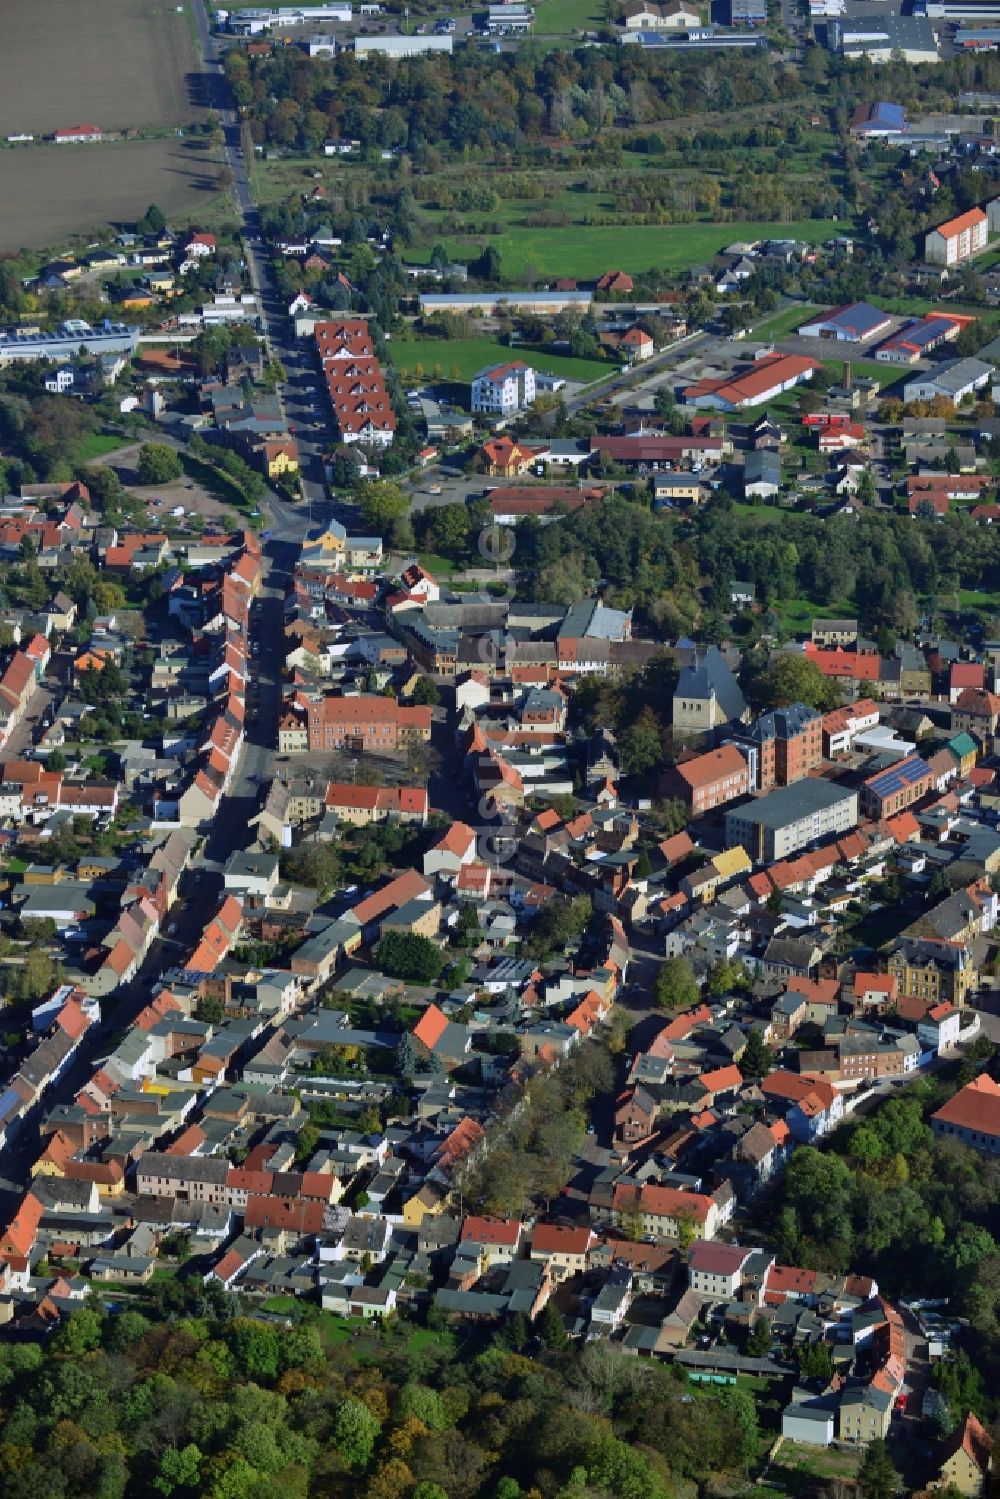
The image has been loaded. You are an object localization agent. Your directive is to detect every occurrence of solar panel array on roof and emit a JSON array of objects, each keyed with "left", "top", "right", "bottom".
[{"left": 866, "top": 755, "right": 929, "bottom": 798}]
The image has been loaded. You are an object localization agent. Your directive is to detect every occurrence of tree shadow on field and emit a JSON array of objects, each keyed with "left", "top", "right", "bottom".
[{"left": 187, "top": 68, "right": 228, "bottom": 112}]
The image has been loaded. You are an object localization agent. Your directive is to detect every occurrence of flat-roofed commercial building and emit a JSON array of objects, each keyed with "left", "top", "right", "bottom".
[{"left": 724, "top": 778, "right": 858, "bottom": 862}]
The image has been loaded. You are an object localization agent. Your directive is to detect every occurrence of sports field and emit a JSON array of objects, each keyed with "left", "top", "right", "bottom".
[
  {"left": 0, "top": 139, "right": 225, "bottom": 252},
  {"left": 0, "top": 0, "right": 201, "bottom": 137},
  {"left": 391, "top": 337, "right": 609, "bottom": 384},
  {"left": 413, "top": 220, "right": 845, "bottom": 280}
]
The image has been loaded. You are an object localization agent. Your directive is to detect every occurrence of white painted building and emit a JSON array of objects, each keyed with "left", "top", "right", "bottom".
[
  {"left": 471, "top": 360, "right": 537, "bottom": 415},
  {"left": 925, "top": 207, "right": 989, "bottom": 266}
]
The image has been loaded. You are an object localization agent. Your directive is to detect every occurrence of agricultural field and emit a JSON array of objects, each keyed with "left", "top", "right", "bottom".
[
  {"left": 391, "top": 336, "right": 609, "bottom": 385},
  {"left": 409, "top": 220, "right": 845, "bottom": 280},
  {"left": 0, "top": 139, "right": 225, "bottom": 252},
  {"left": 0, "top": 0, "right": 202, "bottom": 136}
]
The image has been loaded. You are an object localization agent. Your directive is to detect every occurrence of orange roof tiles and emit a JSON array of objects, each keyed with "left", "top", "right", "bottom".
[
  {"left": 698, "top": 1064, "right": 743, "bottom": 1094},
  {"left": 413, "top": 1003, "right": 449, "bottom": 1051},
  {"left": 883, "top": 810, "right": 921, "bottom": 844},
  {"left": 658, "top": 1003, "right": 713, "bottom": 1042},
  {"left": 351, "top": 868, "right": 431, "bottom": 926},
  {"left": 673, "top": 742, "right": 749, "bottom": 791},
  {"left": 434, "top": 1116, "right": 485, "bottom": 1169},
  {"left": 933, "top": 1073, "right": 1000, "bottom": 1140},
  {"left": 934, "top": 206, "right": 988, "bottom": 238},
  {"left": 216, "top": 895, "right": 243, "bottom": 936},
  {"left": 0, "top": 1191, "right": 43, "bottom": 1264}
]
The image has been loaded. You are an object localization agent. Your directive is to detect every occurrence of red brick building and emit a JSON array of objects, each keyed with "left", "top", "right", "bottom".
[
  {"left": 730, "top": 702, "right": 823, "bottom": 791},
  {"left": 303, "top": 695, "right": 431, "bottom": 752},
  {"left": 662, "top": 742, "right": 750, "bottom": 814}
]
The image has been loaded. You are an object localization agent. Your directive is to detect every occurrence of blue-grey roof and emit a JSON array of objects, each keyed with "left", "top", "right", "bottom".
[
  {"left": 558, "top": 599, "right": 631, "bottom": 642},
  {"left": 745, "top": 449, "right": 781, "bottom": 483},
  {"left": 726, "top": 777, "right": 856, "bottom": 830},
  {"left": 803, "top": 301, "right": 889, "bottom": 339},
  {"left": 863, "top": 101, "right": 906, "bottom": 129},
  {"left": 675, "top": 644, "right": 747, "bottom": 723}
]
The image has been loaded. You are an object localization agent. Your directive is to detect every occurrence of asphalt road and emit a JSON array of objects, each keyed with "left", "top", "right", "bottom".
[
  {"left": 2, "top": 680, "right": 56, "bottom": 761},
  {"left": 0, "top": 18, "right": 331, "bottom": 1203},
  {"left": 192, "top": 0, "right": 338, "bottom": 530},
  {"left": 566, "top": 331, "right": 712, "bottom": 415}
]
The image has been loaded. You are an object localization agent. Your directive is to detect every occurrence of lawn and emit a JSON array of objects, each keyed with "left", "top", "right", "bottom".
[
  {"left": 412, "top": 220, "right": 845, "bottom": 280},
  {"left": 262, "top": 1294, "right": 298, "bottom": 1314},
  {"left": 77, "top": 432, "right": 132, "bottom": 462},
  {"left": 732, "top": 502, "right": 790, "bottom": 525},
  {"left": 533, "top": 0, "right": 606, "bottom": 30},
  {"left": 870, "top": 294, "right": 1000, "bottom": 323},
  {"left": 956, "top": 588, "right": 1000, "bottom": 612},
  {"left": 406, "top": 1326, "right": 455, "bottom": 1355},
  {"left": 819, "top": 358, "right": 907, "bottom": 397},
  {"left": 764, "top": 1443, "right": 859, "bottom": 1493},
  {"left": 772, "top": 595, "right": 855, "bottom": 635},
  {"left": 392, "top": 337, "right": 608, "bottom": 385},
  {"left": 751, "top": 304, "right": 821, "bottom": 341}
]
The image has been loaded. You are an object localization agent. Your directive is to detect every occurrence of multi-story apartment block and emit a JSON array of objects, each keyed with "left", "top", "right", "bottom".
[
  {"left": 924, "top": 207, "right": 989, "bottom": 266},
  {"left": 471, "top": 361, "right": 536, "bottom": 415}
]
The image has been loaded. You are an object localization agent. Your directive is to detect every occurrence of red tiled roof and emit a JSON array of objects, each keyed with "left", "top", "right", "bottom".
[
  {"left": 612, "top": 1182, "right": 713, "bottom": 1223},
  {"left": 413, "top": 1003, "right": 449, "bottom": 1051},
  {"left": 351, "top": 868, "right": 431, "bottom": 926},
  {"left": 933, "top": 1073, "right": 1000, "bottom": 1139},
  {"left": 688, "top": 1240, "right": 751, "bottom": 1275},
  {"left": 766, "top": 1263, "right": 818, "bottom": 1296},
  {"left": 532, "top": 1224, "right": 595, "bottom": 1255},
  {"left": 244, "top": 1196, "right": 326, "bottom": 1232},
  {"left": 434, "top": 1116, "right": 484, "bottom": 1170},
  {"left": 461, "top": 1215, "right": 522, "bottom": 1246},
  {"left": 949, "top": 1412, "right": 993, "bottom": 1475},
  {"left": 698, "top": 1064, "right": 743, "bottom": 1095}
]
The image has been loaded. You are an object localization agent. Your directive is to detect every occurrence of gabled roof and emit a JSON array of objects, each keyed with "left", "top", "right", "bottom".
[
  {"left": 933, "top": 1073, "right": 1000, "bottom": 1139},
  {"left": 942, "top": 1411, "right": 993, "bottom": 1477},
  {"left": 413, "top": 1003, "right": 449, "bottom": 1051},
  {"left": 532, "top": 1223, "right": 595, "bottom": 1255},
  {"left": 933, "top": 206, "right": 988, "bottom": 239},
  {"left": 461, "top": 1215, "right": 522, "bottom": 1246},
  {"left": 688, "top": 1240, "right": 752, "bottom": 1275}
]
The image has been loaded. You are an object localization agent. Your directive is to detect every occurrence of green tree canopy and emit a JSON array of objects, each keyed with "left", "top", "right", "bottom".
[
  {"left": 654, "top": 956, "right": 700, "bottom": 1011},
  {"left": 378, "top": 932, "right": 444, "bottom": 984},
  {"left": 136, "top": 443, "right": 183, "bottom": 485}
]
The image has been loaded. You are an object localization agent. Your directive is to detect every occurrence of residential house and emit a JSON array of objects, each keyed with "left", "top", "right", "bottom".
[
  {"left": 932, "top": 1074, "right": 1000, "bottom": 1155},
  {"left": 925, "top": 207, "right": 990, "bottom": 266},
  {"left": 529, "top": 1224, "right": 597, "bottom": 1282},
  {"left": 687, "top": 1240, "right": 754, "bottom": 1299},
  {"left": 460, "top": 1215, "right": 523, "bottom": 1267},
  {"left": 936, "top": 1412, "right": 993, "bottom": 1496}
]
